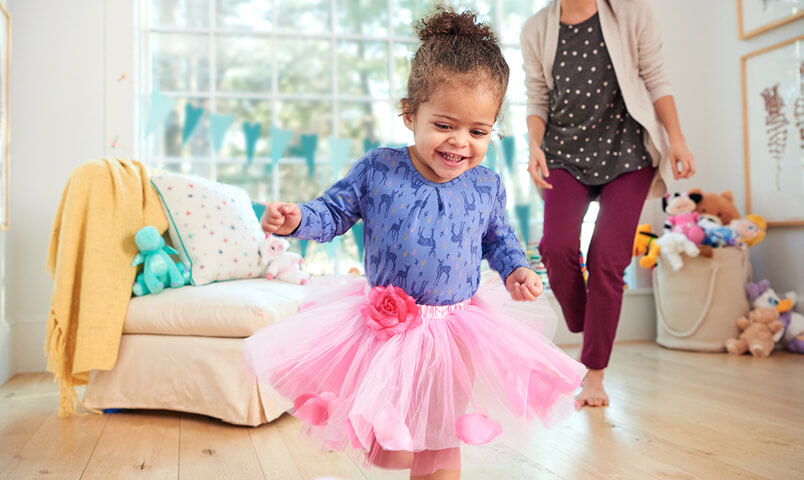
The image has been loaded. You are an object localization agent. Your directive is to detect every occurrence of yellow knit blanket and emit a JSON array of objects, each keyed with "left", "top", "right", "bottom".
[{"left": 46, "top": 158, "right": 167, "bottom": 418}]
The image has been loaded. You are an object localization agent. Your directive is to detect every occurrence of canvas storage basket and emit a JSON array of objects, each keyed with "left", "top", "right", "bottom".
[{"left": 653, "top": 247, "right": 752, "bottom": 351}]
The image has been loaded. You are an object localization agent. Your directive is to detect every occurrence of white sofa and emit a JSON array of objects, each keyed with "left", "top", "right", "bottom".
[{"left": 83, "top": 278, "right": 306, "bottom": 426}]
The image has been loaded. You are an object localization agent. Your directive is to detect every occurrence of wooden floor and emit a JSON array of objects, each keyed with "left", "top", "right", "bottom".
[{"left": 1, "top": 342, "right": 801, "bottom": 480}]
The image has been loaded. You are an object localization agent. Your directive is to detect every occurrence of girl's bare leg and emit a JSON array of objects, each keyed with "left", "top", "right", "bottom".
[{"left": 409, "top": 448, "right": 461, "bottom": 480}]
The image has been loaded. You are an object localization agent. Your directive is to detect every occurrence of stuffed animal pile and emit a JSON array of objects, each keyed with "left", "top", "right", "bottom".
[
  {"left": 633, "top": 188, "right": 767, "bottom": 272},
  {"left": 746, "top": 280, "right": 804, "bottom": 354}
]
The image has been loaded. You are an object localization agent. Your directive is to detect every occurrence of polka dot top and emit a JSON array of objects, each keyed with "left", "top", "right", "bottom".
[{"left": 542, "top": 13, "right": 651, "bottom": 185}]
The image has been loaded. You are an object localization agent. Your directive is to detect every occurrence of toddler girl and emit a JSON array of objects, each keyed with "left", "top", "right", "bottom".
[{"left": 245, "top": 8, "right": 586, "bottom": 479}]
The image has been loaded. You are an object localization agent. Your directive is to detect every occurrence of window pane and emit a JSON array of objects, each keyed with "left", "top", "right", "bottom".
[
  {"left": 393, "top": 41, "right": 417, "bottom": 99},
  {"left": 215, "top": 99, "right": 272, "bottom": 160},
  {"left": 278, "top": 161, "right": 328, "bottom": 203},
  {"left": 504, "top": 47, "right": 526, "bottom": 103},
  {"left": 337, "top": 41, "right": 389, "bottom": 98},
  {"left": 148, "top": 97, "right": 212, "bottom": 159},
  {"left": 217, "top": 36, "right": 272, "bottom": 93},
  {"left": 501, "top": 0, "right": 548, "bottom": 45},
  {"left": 336, "top": 0, "right": 387, "bottom": 35},
  {"left": 448, "top": 0, "right": 494, "bottom": 27},
  {"left": 277, "top": 39, "right": 331, "bottom": 95},
  {"left": 151, "top": 33, "right": 210, "bottom": 92},
  {"left": 276, "top": 0, "right": 330, "bottom": 33},
  {"left": 276, "top": 101, "right": 332, "bottom": 136},
  {"left": 338, "top": 101, "right": 392, "bottom": 152},
  {"left": 216, "top": 162, "right": 274, "bottom": 202},
  {"left": 392, "top": 0, "right": 439, "bottom": 37},
  {"left": 152, "top": 0, "right": 209, "bottom": 28},
  {"left": 216, "top": 0, "right": 272, "bottom": 30}
]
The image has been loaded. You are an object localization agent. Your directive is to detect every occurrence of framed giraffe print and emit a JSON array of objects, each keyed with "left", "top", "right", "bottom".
[
  {"left": 737, "top": 0, "right": 804, "bottom": 39},
  {"left": 741, "top": 33, "right": 804, "bottom": 226}
]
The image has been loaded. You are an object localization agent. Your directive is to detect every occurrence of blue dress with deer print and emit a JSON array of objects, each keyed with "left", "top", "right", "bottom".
[{"left": 288, "top": 146, "right": 529, "bottom": 306}]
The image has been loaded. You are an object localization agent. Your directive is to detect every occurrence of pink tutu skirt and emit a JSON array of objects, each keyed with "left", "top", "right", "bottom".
[{"left": 243, "top": 276, "right": 586, "bottom": 475}]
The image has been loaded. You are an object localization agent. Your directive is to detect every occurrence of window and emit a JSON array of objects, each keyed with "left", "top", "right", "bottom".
[{"left": 142, "top": 0, "right": 631, "bottom": 285}]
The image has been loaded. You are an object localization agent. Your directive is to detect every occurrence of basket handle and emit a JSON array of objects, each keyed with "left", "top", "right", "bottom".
[{"left": 653, "top": 260, "right": 719, "bottom": 338}]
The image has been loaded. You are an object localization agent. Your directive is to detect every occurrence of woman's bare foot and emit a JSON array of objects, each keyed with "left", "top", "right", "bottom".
[{"left": 576, "top": 369, "right": 609, "bottom": 407}]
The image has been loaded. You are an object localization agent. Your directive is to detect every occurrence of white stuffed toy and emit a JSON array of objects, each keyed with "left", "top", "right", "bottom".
[
  {"left": 259, "top": 235, "right": 310, "bottom": 285},
  {"left": 656, "top": 232, "right": 700, "bottom": 272}
]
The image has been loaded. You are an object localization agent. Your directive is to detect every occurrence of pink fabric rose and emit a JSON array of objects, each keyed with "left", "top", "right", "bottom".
[{"left": 361, "top": 285, "right": 421, "bottom": 339}]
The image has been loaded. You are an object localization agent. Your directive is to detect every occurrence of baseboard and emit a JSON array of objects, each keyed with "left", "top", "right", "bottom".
[{"left": 11, "top": 292, "right": 657, "bottom": 373}]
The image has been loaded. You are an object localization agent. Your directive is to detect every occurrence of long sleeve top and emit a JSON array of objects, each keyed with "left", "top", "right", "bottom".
[{"left": 289, "top": 147, "right": 530, "bottom": 305}]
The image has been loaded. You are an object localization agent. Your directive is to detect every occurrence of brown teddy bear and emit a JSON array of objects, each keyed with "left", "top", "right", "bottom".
[
  {"left": 688, "top": 188, "right": 741, "bottom": 225},
  {"left": 725, "top": 307, "right": 784, "bottom": 358}
]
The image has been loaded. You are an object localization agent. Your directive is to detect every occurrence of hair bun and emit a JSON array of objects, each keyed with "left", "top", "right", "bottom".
[{"left": 416, "top": 7, "right": 495, "bottom": 42}]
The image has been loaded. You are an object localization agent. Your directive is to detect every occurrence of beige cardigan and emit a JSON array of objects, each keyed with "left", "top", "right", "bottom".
[{"left": 521, "top": 0, "right": 673, "bottom": 198}]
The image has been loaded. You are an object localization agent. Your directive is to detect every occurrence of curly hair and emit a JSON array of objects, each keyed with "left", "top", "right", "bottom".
[{"left": 401, "top": 7, "right": 509, "bottom": 117}]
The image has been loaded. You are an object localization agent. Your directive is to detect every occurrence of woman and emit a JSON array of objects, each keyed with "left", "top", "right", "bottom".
[{"left": 520, "top": 0, "right": 695, "bottom": 406}]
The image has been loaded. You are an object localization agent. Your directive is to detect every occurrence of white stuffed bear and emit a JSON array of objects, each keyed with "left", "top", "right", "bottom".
[
  {"left": 656, "top": 232, "right": 700, "bottom": 272},
  {"left": 259, "top": 235, "right": 310, "bottom": 285}
]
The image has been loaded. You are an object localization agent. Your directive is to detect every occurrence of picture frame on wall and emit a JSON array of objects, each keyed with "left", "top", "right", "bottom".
[
  {"left": 741, "top": 33, "right": 804, "bottom": 226},
  {"left": 737, "top": 0, "right": 804, "bottom": 40},
  {"left": 0, "top": 4, "right": 9, "bottom": 232}
]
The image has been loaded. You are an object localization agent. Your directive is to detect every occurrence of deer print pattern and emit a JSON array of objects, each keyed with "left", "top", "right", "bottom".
[{"left": 291, "top": 147, "right": 528, "bottom": 305}]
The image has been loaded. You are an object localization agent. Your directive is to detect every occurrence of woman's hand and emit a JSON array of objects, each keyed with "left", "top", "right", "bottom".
[
  {"left": 668, "top": 140, "right": 695, "bottom": 179},
  {"left": 505, "top": 267, "right": 544, "bottom": 301},
  {"left": 261, "top": 202, "right": 302, "bottom": 236},
  {"left": 527, "top": 145, "right": 553, "bottom": 189}
]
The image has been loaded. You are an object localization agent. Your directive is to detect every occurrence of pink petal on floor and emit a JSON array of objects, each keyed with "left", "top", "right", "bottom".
[
  {"left": 373, "top": 404, "right": 414, "bottom": 451},
  {"left": 455, "top": 413, "right": 502, "bottom": 445}
]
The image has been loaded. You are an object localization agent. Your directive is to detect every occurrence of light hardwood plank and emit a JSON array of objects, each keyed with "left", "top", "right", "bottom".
[
  {"left": 0, "top": 374, "right": 60, "bottom": 472},
  {"left": 249, "top": 414, "right": 304, "bottom": 480},
  {"left": 81, "top": 411, "right": 180, "bottom": 480},
  {"left": 0, "top": 412, "right": 108, "bottom": 480},
  {"left": 178, "top": 414, "right": 265, "bottom": 480},
  {"left": 274, "top": 414, "right": 368, "bottom": 480}
]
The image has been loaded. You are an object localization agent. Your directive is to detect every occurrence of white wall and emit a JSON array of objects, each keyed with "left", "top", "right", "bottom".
[
  {"left": 653, "top": 0, "right": 804, "bottom": 297},
  {"left": 3, "top": 0, "right": 802, "bottom": 375},
  {"left": 0, "top": 0, "right": 11, "bottom": 385}
]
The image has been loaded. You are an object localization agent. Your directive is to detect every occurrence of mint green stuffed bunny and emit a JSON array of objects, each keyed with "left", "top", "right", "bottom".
[{"left": 132, "top": 226, "right": 189, "bottom": 296}]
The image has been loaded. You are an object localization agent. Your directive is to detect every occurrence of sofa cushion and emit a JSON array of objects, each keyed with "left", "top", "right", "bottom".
[
  {"left": 150, "top": 173, "right": 266, "bottom": 286},
  {"left": 124, "top": 279, "right": 306, "bottom": 337}
]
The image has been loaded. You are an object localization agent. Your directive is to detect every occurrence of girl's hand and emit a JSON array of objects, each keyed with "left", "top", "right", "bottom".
[
  {"left": 527, "top": 145, "right": 553, "bottom": 189},
  {"left": 505, "top": 267, "right": 544, "bottom": 302},
  {"left": 668, "top": 140, "right": 695, "bottom": 179},
  {"left": 261, "top": 202, "right": 302, "bottom": 236}
]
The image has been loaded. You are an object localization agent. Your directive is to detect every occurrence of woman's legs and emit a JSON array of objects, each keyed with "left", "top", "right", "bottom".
[
  {"left": 539, "top": 169, "right": 594, "bottom": 333},
  {"left": 579, "top": 167, "right": 654, "bottom": 405}
]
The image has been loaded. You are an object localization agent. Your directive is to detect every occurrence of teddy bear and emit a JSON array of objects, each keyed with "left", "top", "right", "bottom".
[
  {"left": 747, "top": 279, "right": 804, "bottom": 353},
  {"left": 132, "top": 225, "right": 189, "bottom": 296},
  {"left": 655, "top": 232, "right": 700, "bottom": 271},
  {"left": 258, "top": 235, "right": 310, "bottom": 285},
  {"left": 688, "top": 188, "right": 742, "bottom": 247},
  {"left": 725, "top": 307, "right": 784, "bottom": 358},
  {"left": 662, "top": 192, "right": 705, "bottom": 244}
]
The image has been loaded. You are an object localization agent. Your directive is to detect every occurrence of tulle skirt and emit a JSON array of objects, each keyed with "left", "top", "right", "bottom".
[{"left": 243, "top": 276, "right": 586, "bottom": 475}]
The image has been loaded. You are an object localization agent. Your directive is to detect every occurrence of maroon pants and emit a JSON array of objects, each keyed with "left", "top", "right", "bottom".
[{"left": 539, "top": 167, "right": 654, "bottom": 370}]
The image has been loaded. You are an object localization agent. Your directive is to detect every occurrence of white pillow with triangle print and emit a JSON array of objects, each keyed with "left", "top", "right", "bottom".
[{"left": 151, "top": 173, "right": 264, "bottom": 286}]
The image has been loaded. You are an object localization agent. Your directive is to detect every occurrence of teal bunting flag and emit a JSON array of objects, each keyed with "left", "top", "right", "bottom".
[
  {"left": 502, "top": 136, "right": 515, "bottom": 171},
  {"left": 243, "top": 122, "right": 262, "bottom": 164},
  {"left": 209, "top": 113, "right": 234, "bottom": 154},
  {"left": 325, "top": 238, "right": 339, "bottom": 262},
  {"left": 351, "top": 221, "right": 364, "bottom": 261},
  {"left": 299, "top": 239, "right": 309, "bottom": 259},
  {"left": 301, "top": 133, "right": 318, "bottom": 179},
  {"left": 144, "top": 91, "right": 176, "bottom": 137},
  {"left": 270, "top": 126, "right": 294, "bottom": 169},
  {"left": 484, "top": 141, "right": 498, "bottom": 171},
  {"left": 514, "top": 204, "right": 531, "bottom": 246},
  {"left": 182, "top": 103, "right": 205, "bottom": 145},
  {"left": 363, "top": 139, "right": 380, "bottom": 153},
  {"left": 329, "top": 137, "right": 353, "bottom": 180}
]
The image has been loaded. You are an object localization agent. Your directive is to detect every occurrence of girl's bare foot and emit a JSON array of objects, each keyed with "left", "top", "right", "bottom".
[{"left": 577, "top": 369, "right": 608, "bottom": 407}]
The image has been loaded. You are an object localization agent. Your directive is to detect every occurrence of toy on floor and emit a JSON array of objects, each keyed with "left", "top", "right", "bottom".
[
  {"left": 132, "top": 226, "right": 189, "bottom": 296},
  {"left": 725, "top": 307, "right": 784, "bottom": 358},
  {"left": 747, "top": 279, "right": 804, "bottom": 353},
  {"left": 655, "top": 232, "right": 700, "bottom": 272},
  {"left": 259, "top": 235, "right": 310, "bottom": 285},
  {"left": 633, "top": 224, "right": 661, "bottom": 268},
  {"left": 662, "top": 192, "right": 705, "bottom": 244}
]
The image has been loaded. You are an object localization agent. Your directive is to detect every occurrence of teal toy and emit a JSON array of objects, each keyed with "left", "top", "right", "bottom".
[{"left": 132, "top": 226, "right": 189, "bottom": 296}]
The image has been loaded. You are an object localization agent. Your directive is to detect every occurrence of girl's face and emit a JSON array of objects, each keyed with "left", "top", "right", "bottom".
[{"left": 403, "top": 83, "right": 499, "bottom": 183}]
